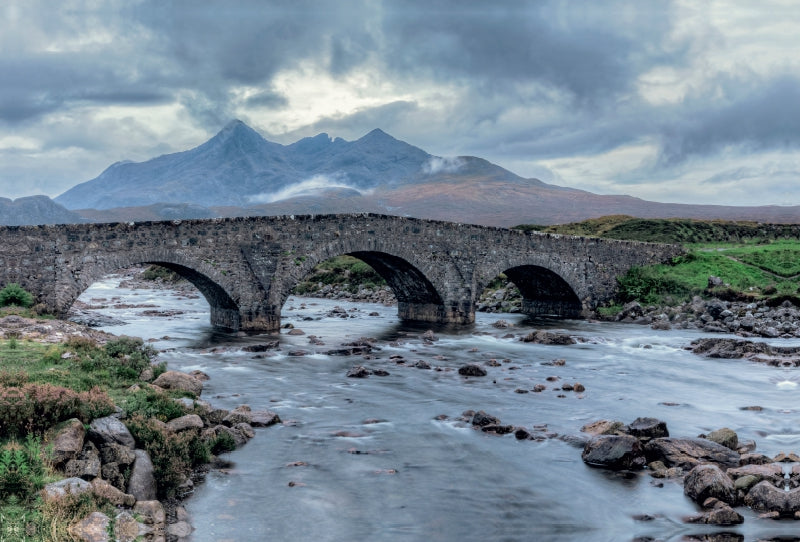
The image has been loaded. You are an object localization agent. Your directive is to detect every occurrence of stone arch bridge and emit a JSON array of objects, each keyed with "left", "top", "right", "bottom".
[{"left": 0, "top": 214, "right": 681, "bottom": 331}]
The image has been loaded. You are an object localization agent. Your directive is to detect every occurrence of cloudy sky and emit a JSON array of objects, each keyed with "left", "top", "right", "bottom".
[{"left": 1, "top": 0, "right": 798, "bottom": 207}]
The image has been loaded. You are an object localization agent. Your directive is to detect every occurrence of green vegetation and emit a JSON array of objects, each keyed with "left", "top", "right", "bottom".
[
  {"left": 0, "top": 332, "right": 216, "bottom": 539},
  {"left": 523, "top": 217, "right": 800, "bottom": 308},
  {"left": 292, "top": 255, "right": 386, "bottom": 295},
  {"left": 141, "top": 264, "right": 183, "bottom": 282},
  {"left": 0, "top": 283, "right": 34, "bottom": 308},
  {"left": 516, "top": 215, "right": 800, "bottom": 244}
]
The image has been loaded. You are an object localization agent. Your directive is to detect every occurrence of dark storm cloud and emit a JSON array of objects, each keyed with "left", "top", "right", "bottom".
[
  {"left": 1, "top": 1, "right": 798, "bottom": 204},
  {"left": 380, "top": 0, "right": 678, "bottom": 103},
  {"left": 658, "top": 75, "right": 800, "bottom": 165}
]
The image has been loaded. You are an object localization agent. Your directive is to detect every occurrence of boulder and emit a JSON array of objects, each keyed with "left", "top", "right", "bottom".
[
  {"left": 727, "top": 463, "right": 783, "bottom": 486},
  {"left": 520, "top": 330, "right": 576, "bottom": 345},
  {"left": 50, "top": 418, "right": 85, "bottom": 466},
  {"left": 346, "top": 365, "right": 371, "bottom": 378},
  {"left": 69, "top": 511, "right": 111, "bottom": 542},
  {"left": 645, "top": 438, "right": 740, "bottom": 470},
  {"left": 127, "top": 449, "right": 157, "bottom": 501},
  {"left": 705, "top": 428, "right": 738, "bottom": 450},
  {"left": 87, "top": 416, "right": 136, "bottom": 449},
  {"left": 580, "top": 420, "right": 628, "bottom": 436},
  {"left": 628, "top": 417, "right": 669, "bottom": 439},
  {"left": 458, "top": 364, "right": 487, "bottom": 377},
  {"left": 91, "top": 478, "right": 135, "bottom": 507},
  {"left": 152, "top": 370, "right": 203, "bottom": 395},
  {"left": 471, "top": 411, "right": 501, "bottom": 427},
  {"left": 166, "top": 414, "right": 205, "bottom": 432},
  {"left": 99, "top": 443, "right": 136, "bottom": 466},
  {"left": 167, "top": 521, "right": 193, "bottom": 539},
  {"left": 684, "top": 501, "right": 743, "bottom": 526},
  {"left": 43, "top": 477, "right": 92, "bottom": 500},
  {"left": 64, "top": 442, "right": 101, "bottom": 480},
  {"left": 242, "top": 341, "right": 280, "bottom": 352},
  {"left": 101, "top": 463, "right": 126, "bottom": 491},
  {"left": 684, "top": 464, "right": 737, "bottom": 505},
  {"left": 745, "top": 481, "right": 800, "bottom": 515},
  {"left": 249, "top": 410, "right": 281, "bottom": 427},
  {"left": 582, "top": 435, "right": 645, "bottom": 470},
  {"left": 133, "top": 499, "right": 166, "bottom": 525},
  {"left": 113, "top": 511, "right": 143, "bottom": 542},
  {"left": 706, "top": 300, "right": 728, "bottom": 319}
]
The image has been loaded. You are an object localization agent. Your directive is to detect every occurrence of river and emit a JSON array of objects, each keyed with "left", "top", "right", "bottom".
[{"left": 76, "top": 274, "right": 800, "bottom": 541}]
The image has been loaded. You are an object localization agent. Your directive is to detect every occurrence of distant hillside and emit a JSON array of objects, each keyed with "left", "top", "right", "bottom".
[
  {"left": 0, "top": 196, "right": 85, "bottom": 226},
  {"left": 521, "top": 216, "right": 800, "bottom": 243}
]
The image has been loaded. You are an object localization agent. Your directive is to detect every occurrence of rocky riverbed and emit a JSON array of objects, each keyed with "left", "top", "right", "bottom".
[{"left": 580, "top": 417, "right": 800, "bottom": 525}]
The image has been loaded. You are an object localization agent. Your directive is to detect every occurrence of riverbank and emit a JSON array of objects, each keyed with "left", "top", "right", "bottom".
[{"left": 0, "top": 311, "right": 280, "bottom": 541}]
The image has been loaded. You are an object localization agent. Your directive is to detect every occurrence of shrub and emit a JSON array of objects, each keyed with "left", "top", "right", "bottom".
[
  {"left": 0, "top": 284, "right": 33, "bottom": 308},
  {"left": 616, "top": 266, "right": 690, "bottom": 305},
  {"left": 125, "top": 414, "right": 210, "bottom": 497},
  {"left": 0, "top": 383, "right": 114, "bottom": 437},
  {"left": 121, "top": 389, "right": 186, "bottom": 422},
  {"left": 209, "top": 431, "right": 237, "bottom": 455}
]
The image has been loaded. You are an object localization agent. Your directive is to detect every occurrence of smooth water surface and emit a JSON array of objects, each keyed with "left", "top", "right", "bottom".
[{"left": 78, "top": 275, "right": 800, "bottom": 541}]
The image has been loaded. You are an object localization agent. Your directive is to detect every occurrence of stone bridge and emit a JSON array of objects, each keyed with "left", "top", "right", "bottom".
[{"left": 0, "top": 214, "right": 682, "bottom": 331}]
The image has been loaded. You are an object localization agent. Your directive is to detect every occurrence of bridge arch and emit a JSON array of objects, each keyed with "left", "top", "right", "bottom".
[
  {"left": 55, "top": 249, "right": 247, "bottom": 330},
  {"left": 476, "top": 255, "right": 588, "bottom": 318},
  {"left": 270, "top": 241, "right": 466, "bottom": 326}
]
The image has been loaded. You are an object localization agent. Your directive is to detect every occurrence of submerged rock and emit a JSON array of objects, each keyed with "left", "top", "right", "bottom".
[{"left": 458, "top": 364, "right": 487, "bottom": 377}]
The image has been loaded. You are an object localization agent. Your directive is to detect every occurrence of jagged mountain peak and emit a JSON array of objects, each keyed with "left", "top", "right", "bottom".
[{"left": 200, "top": 118, "right": 270, "bottom": 151}]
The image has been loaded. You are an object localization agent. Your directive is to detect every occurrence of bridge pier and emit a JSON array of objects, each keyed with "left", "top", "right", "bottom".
[
  {"left": 398, "top": 301, "right": 475, "bottom": 326},
  {"left": 521, "top": 299, "right": 583, "bottom": 319},
  {"left": 211, "top": 306, "right": 281, "bottom": 332}
]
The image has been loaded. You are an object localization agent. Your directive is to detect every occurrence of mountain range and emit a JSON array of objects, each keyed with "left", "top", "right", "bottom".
[{"left": 4, "top": 120, "right": 798, "bottom": 227}]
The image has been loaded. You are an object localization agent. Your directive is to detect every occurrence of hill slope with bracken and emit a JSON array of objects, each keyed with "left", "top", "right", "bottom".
[{"left": 42, "top": 120, "right": 800, "bottom": 227}]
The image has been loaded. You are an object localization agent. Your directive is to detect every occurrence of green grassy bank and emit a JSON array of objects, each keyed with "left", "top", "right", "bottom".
[{"left": 516, "top": 216, "right": 800, "bottom": 310}]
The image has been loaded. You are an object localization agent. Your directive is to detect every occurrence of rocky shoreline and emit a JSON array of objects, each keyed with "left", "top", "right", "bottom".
[
  {"left": 606, "top": 296, "right": 800, "bottom": 339},
  {"left": 0, "top": 314, "right": 280, "bottom": 542}
]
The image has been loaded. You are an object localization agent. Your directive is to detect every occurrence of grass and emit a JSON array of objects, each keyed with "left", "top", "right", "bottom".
[
  {"left": 0, "top": 330, "right": 214, "bottom": 539},
  {"left": 614, "top": 241, "right": 800, "bottom": 306},
  {"left": 518, "top": 215, "right": 800, "bottom": 244},
  {"left": 523, "top": 216, "right": 800, "bottom": 307}
]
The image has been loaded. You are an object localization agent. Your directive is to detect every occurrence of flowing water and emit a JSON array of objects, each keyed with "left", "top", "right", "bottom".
[{"left": 77, "top": 275, "right": 800, "bottom": 542}]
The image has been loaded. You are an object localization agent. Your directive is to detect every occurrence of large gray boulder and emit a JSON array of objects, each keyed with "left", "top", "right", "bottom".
[
  {"left": 127, "top": 449, "right": 157, "bottom": 501},
  {"left": 88, "top": 416, "right": 136, "bottom": 449},
  {"left": 43, "top": 477, "right": 92, "bottom": 500},
  {"left": 645, "top": 438, "right": 740, "bottom": 470}
]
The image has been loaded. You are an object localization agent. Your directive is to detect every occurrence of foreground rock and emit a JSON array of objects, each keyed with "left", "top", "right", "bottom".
[
  {"left": 683, "top": 464, "right": 736, "bottom": 505},
  {"left": 582, "top": 435, "right": 645, "bottom": 470},
  {"left": 645, "top": 438, "right": 740, "bottom": 470}
]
